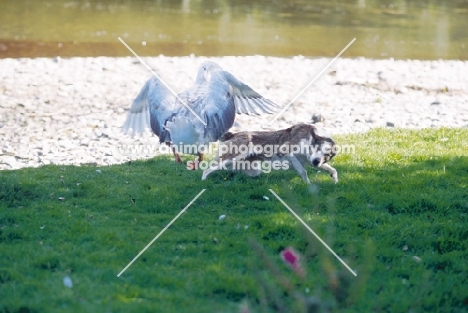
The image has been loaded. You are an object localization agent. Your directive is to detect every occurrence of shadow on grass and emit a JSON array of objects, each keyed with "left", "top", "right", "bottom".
[{"left": 0, "top": 152, "right": 467, "bottom": 312}]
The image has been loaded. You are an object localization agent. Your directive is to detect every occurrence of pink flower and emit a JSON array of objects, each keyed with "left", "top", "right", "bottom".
[{"left": 280, "top": 247, "right": 305, "bottom": 277}]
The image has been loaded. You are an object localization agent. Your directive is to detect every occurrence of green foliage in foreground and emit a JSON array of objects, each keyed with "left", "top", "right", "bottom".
[{"left": 1, "top": 128, "right": 467, "bottom": 313}]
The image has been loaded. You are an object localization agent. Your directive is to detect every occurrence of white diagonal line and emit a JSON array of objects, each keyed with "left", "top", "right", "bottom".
[
  {"left": 269, "top": 189, "right": 357, "bottom": 276},
  {"left": 117, "top": 189, "right": 206, "bottom": 277},
  {"left": 118, "top": 37, "right": 207, "bottom": 126},
  {"left": 267, "top": 38, "right": 356, "bottom": 126}
]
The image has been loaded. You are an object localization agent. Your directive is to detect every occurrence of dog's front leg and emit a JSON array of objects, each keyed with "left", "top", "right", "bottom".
[
  {"left": 319, "top": 163, "right": 338, "bottom": 184},
  {"left": 287, "top": 155, "right": 311, "bottom": 184}
]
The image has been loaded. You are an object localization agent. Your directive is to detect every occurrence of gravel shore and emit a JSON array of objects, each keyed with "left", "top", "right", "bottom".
[{"left": 1, "top": 55, "right": 467, "bottom": 170}]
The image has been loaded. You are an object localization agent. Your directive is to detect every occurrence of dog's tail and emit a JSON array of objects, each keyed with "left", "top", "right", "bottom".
[{"left": 220, "top": 132, "right": 234, "bottom": 142}]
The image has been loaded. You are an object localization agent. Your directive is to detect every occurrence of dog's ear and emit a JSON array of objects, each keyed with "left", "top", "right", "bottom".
[{"left": 310, "top": 125, "right": 323, "bottom": 141}]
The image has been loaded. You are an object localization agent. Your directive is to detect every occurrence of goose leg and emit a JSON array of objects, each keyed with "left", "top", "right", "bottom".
[
  {"left": 188, "top": 152, "right": 203, "bottom": 170},
  {"left": 167, "top": 142, "right": 182, "bottom": 163}
]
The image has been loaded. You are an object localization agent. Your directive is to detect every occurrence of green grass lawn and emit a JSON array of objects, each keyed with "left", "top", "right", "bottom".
[{"left": 1, "top": 128, "right": 467, "bottom": 313}]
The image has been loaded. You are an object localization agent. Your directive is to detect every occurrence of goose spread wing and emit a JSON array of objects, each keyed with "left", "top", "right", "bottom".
[
  {"left": 222, "top": 71, "right": 280, "bottom": 115},
  {"left": 199, "top": 70, "right": 237, "bottom": 142},
  {"left": 122, "top": 79, "right": 151, "bottom": 136},
  {"left": 122, "top": 77, "right": 180, "bottom": 142}
]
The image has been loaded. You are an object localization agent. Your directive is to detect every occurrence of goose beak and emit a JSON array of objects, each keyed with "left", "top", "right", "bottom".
[{"left": 204, "top": 70, "right": 211, "bottom": 82}]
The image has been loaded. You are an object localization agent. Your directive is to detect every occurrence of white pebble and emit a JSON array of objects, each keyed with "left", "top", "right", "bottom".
[
  {"left": 0, "top": 57, "right": 467, "bottom": 171},
  {"left": 63, "top": 276, "right": 73, "bottom": 288}
]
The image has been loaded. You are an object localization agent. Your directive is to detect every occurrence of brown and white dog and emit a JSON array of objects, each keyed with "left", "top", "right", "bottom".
[{"left": 201, "top": 123, "right": 338, "bottom": 184}]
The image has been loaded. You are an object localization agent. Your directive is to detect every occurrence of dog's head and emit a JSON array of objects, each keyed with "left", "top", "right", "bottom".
[{"left": 309, "top": 125, "right": 336, "bottom": 168}]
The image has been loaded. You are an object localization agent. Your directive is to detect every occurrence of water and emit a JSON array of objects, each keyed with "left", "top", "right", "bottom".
[{"left": 0, "top": 0, "right": 467, "bottom": 59}]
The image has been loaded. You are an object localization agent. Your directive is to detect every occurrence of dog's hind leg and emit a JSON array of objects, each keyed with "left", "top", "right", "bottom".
[
  {"left": 201, "top": 159, "right": 233, "bottom": 180},
  {"left": 319, "top": 163, "right": 338, "bottom": 184},
  {"left": 287, "top": 155, "right": 311, "bottom": 184},
  {"left": 201, "top": 166, "right": 218, "bottom": 180}
]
